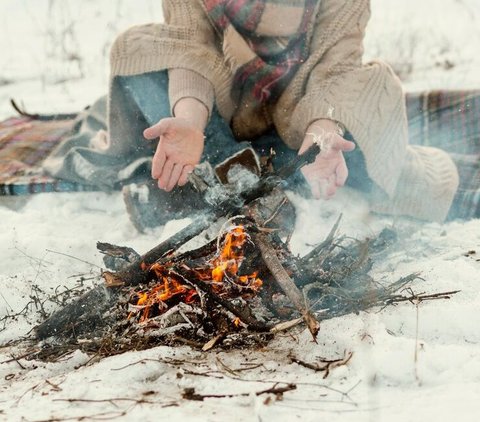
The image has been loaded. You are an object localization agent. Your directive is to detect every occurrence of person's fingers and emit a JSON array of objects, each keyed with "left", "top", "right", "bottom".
[
  {"left": 143, "top": 118, "right": 170, "bottom": 140},
  {"left": 335, "top": 158, "right": 349, "bottom": 187},
  {"left": 165, "top": 163, "right": 183, "bottom": 192},
  {"left": 152, "top": 145, "right": 167, "bottom": 179},
  {"left": 332, "top": 135, "right": 356, "bottom": 152},
  {"left": 178, "top": 165, "right": 194, "bottom": 186},
  {"left": 157, "top": 159, "right": 174, "bottom": 190}
]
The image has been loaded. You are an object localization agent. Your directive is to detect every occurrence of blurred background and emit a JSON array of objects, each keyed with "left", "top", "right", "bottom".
[{"left": 0, "top": 0, "right": 479, "bottom": 119}]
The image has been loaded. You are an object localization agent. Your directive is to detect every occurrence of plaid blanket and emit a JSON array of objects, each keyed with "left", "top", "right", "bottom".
[
  {"left": 0, "top": 116, "right": 96, "bottom": 195},
  {"left": 203, "top": 0, "right": 319, "bottom": 105},
  {"left": 406, "top": 90, "right": 480, "bottom": 219}
]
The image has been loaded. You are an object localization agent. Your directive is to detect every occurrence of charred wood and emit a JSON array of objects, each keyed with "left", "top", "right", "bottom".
[{"left": 35, "top": 285, "right": 118, "bottom": 340}]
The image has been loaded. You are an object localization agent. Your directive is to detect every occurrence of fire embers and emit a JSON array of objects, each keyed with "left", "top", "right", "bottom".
[
  {"left": 131, "top": 270, "right": 198, "bottom": 323},
  {"left": 128, "top": 226, "right": 262, "bottom": 323}
]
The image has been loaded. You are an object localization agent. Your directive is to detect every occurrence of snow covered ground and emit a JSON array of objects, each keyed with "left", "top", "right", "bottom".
[{"left": 1, "top": 1, "right": 480, "bottom": 421}]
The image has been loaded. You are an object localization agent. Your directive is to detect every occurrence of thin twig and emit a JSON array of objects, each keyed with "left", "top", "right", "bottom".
[
  {"left": 215, "top": 357, "right": 239, "bottom": 377},
  {"left": 110, "top": 358, "right": 163, "bottom": 371},
  {"left": 53, "top": 397, "right": 155, "bottom": 405},
  {"left": 263, "top": 197, "right": 288, "bottom": 227},
  {"left": 182, "top": 383, "right": 297, "bottom": 401},
  {"left": 45, "top": 249, "right": 102, "bottom": 269},
  {"left": 290, "top": 351, "right": 353, "bottom": 379},
  {"left": 414, "top": 299, "right": 421, "bottom": 384},
  {"left": 31, "top": 410, "right": 127, "bottom": 422},
  {"left": 301, "top": 213, "right": 342, "bottom": 263}
]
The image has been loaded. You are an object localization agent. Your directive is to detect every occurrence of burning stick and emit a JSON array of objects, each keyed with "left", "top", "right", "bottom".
[
  {"left": 118, "top": 224, "right": 268, "bottom": 343},
  {"left": 172, "top": 266, "right": 269, "bottom": 331}
]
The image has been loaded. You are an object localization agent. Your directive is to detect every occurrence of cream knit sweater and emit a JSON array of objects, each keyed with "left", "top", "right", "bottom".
[{"left": 110, "top": 0, "right": 459, "bottom": 222}]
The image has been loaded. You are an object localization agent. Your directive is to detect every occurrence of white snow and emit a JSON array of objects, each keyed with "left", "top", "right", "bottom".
[{"left": 1, "top": 1, "right": 480, "bottom": 421}]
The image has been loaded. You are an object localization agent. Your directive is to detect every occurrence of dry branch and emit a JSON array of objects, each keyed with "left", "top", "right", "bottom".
[
  {"left": 290, "top": 351, "right": 353, "bottom": 378},
  {"left": 182, "top": 383, "right": 297, "bottom": 401},
  {"left": 34, "top": 285, "right": 118, "bottom": 340},
  {"left": 255, "top": 233, "right": 320, "bottom": 340}
]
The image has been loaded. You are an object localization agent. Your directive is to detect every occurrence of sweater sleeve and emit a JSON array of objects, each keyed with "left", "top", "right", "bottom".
[
  {"left": 284, "top": 0, "right": 410, "bottom": 196},
  {"left": 110, "top": 0, "right": 235, "bottom": 118},
  {"left": 168, "top": 68, "right": 215, "bottom": 118},
  {"left": 164, "top": 0, "right": 214, "bottom": 117},
  {"left": 292, "top": 0, "right": 370, "bottom": 135}
]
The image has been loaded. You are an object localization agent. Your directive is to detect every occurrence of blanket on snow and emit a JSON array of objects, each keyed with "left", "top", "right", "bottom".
[
  {"left": 407, "top": 90, "right": 480, "bottom": 219},
  {"left": 0, "top": 116, "right": 97, "bottom": 195}
]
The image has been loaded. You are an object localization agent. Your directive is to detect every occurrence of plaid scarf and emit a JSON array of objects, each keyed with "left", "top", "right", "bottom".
[{"left": 202, "top": 0, "right": 319, "bottom": 105}]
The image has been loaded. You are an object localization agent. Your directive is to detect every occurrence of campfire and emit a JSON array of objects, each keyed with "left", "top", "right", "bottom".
[{"left": 31, "top": 144, "right": 456, "bottom": 360}]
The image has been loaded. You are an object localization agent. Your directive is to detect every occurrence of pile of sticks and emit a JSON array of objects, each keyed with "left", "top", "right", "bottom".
[{"left": 32, "top": 144, "right": 457, "bottom": 358}]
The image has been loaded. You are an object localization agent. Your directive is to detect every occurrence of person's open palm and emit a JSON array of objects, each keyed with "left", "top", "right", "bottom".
[
  {"left": 144, "top": 117, "right": 204, "bottom": 191},
  {"left": 299, "top": 119, "right": 355, "bottom": 199}
]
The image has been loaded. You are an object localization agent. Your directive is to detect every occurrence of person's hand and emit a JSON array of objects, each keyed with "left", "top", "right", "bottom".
[
  {"left": 298, "top": 119, "right": 355, "bottom": 199},
  {"left": 143, "top": 97, "right": 209, "bottom": 191},
  {"left": 143, "top": 117, "right": 204, "bottom": 191}
]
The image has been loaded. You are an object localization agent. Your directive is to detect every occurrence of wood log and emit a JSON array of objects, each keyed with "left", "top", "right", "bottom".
[
  {"left": 255, "top": 233, "right": 320, "bottom": 340},
  {"left": 102, "top": 213, "right": 216, "bottom": 287},
  {"left": 35, "top": 285, "right": 118, "bottom": 340}
]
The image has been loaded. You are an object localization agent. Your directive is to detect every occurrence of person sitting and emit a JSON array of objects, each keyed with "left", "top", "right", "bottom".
[{"left": 45, "top": 0, "right": 480, "bottom": 231}]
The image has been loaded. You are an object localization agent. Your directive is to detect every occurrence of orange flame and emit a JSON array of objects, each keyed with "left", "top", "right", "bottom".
[
  {"left": 131, "top": 225, "right": 262, "bottom": 323},
  {"left": 209, "top": 226, "right": 261, "bottom": 289}
]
